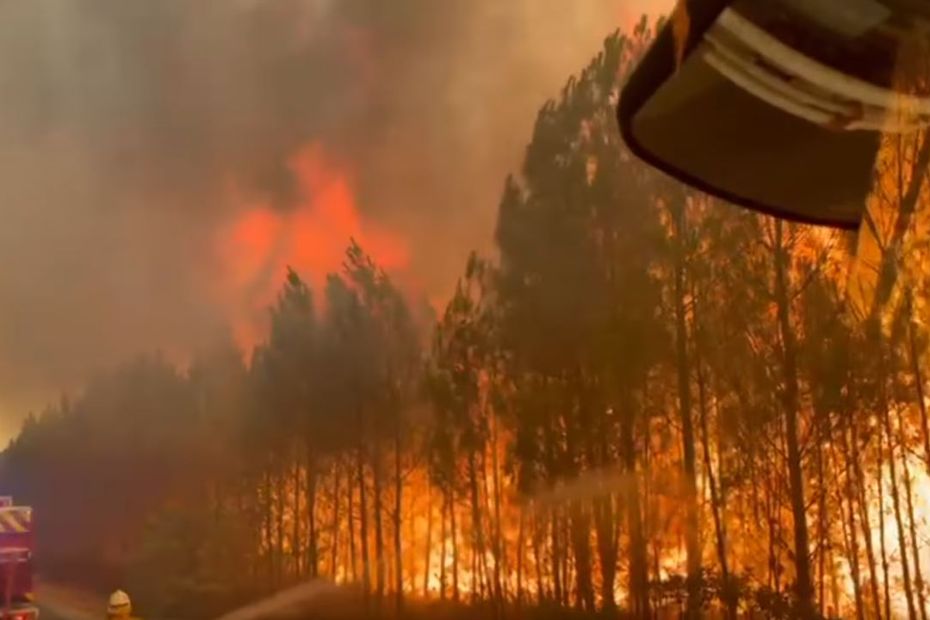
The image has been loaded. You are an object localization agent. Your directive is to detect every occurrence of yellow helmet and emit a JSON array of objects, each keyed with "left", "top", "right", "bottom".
[{"left": 107, "top": 589, "right": 132, "bottom": 616}]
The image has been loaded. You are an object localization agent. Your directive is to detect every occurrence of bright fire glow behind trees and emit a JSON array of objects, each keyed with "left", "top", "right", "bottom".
[{"left": 5, "top": 5, "right": 930, "bottom": 620}]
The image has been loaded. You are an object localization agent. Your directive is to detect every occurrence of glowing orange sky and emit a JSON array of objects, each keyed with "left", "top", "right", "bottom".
[
  {"left": 215, "top": 143, "right": 411, "bottom": 350},
  {"left": 211, "top": 0, "right": 675, "bottom": 352},
  {"left": 0, "top": 0, "right": 678, "bottom": 439}
]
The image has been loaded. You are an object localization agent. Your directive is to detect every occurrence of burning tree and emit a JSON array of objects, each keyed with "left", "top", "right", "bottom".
[{"left": 9, "top": 17, "right": 930, "bottom": 620}]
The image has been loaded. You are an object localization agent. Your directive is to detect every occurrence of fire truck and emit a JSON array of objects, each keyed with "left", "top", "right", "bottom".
[{"left": 0, "top": 497, "right": 37, "bottom": 620}]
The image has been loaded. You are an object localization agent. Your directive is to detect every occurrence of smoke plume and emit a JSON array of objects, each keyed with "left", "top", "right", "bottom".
[{"left": 0, "top": 0, "right": 668, "bottom": 438}]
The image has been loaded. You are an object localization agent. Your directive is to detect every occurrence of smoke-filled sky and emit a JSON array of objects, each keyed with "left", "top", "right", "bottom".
[{"left": 0, "top": 0, "right": 670, "bottom": 439}]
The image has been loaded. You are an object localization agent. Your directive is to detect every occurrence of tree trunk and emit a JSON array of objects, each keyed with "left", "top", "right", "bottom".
[
  {"left": 877, "top": 425, "right": 892, "bottom": 620},
  {"left": 594, "top": 494, "right": 618, "bottom": 611},
  {"left": 906, "top": 306, "right": 930, "bottom": 474},
  {"left": 516, "top": 508, "right": 525, "bottom": 607},
  {"left": 851, "top": 418, "right": 882, "bottom": 620},
  {"left": 901, "top": 432, "right": 928, "bottom": 620},
  {"left": 348, "top": 462, "right": 357, "bottom": 583},
  {"left": 694, "top": 293, "right": 738, "bottom": 620},
  {"left": 879, "top": 354, "right": 918, "bottom": 620},
  {"left": 561, "top": 513, "right": 571, "bottom": 608},
  {"left": 817, "top": 440, "right": 827, "bottom": 618},
  {"left": 551, "top": 509, "right": 563, "bottom": 607},
  {"left": 357, "top": 445, "right": 371, "bottom": 594},
  {"left": 467, "top": 451, "right": 486, "bottom": 602},
  {"left": 773, "top": 220, "right": 815, "bottom": 618},
  {"left": 643, "top": 416, "right": 661, "bottom": 607},
  {"left": 570, "top": 502, "right": 595, "bottom": 611},
  {"left": 393, "top": 436, "right": 404, "bottom": 611},
  {"left": 293, "top": 456, "right": 303, "bottom": 578},
  {"left": 839, "top": 462, "right": 865, "bottom": 620},
  {"left": 372, "top": 443, "right": 385, "bottom": 600},
  {"left": 490, "top": 411, "right": 505, "bottom": 606},
  {"left": 481, "top": 446, "right": 494, "bottom": 602},
  {"left": 906, "top": 302, "right": 930, "bottom": 618},
  {"left": 672, "top": 199, "right": 701, "bottom": 618},
  {"left": 696, "top": 359, "right": 735, "bottom": 619},
  {"left": 306, "top": 456, "right": 319, "bottom": 579},
  {"left": 450, "top": 487, "right": 460, "bottom": 602},
  {"left": 276, "top": 466, "right": 286, "bottom": 586},
  {"left": 330, "top": 463, "right": 341, "bottom": 579},
  {"left": 406, "top": 489, "right": 416, "bottom": 601},
  {"left": 423, "top": 480, "right": 432, "bottom": 598},
  {"left": 439, "top": 490, "right": 447, "bottom": 600},
  {"left": 532, "top": 512, "right": 545, "bottom": 604},
  {"left": 620, "top": 407, "right": 650, "bottom": 618},
  {"left": 767, "top": 472, "right": 779, "bottom": 593},
  {"left": 559, "top": 508, "right": 573, "bottom": 608},
  {"left": 837, "top": 423, "right": 865, "bottom": 620},
  {"left": 263, "top": 471, "right": 274, "bottom": 586}
]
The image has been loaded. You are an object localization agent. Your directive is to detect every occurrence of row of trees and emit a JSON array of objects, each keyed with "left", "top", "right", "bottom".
[{"left": 4, "top": 16, "right": 930, "bottom": 619}]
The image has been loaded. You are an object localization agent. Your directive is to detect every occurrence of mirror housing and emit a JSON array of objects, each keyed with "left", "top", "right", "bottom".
[{"left": 616, "top": 0, "right": 916, "bottom": 230}]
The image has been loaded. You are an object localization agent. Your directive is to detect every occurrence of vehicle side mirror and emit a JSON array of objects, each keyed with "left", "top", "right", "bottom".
[{"left": 617, "top": 0, "right": 927, "bottom": 230}]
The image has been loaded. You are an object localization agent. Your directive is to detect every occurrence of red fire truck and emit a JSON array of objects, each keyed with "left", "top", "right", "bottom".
[{"left": 0, "top": 497, "right": 37, "bottom": 620}]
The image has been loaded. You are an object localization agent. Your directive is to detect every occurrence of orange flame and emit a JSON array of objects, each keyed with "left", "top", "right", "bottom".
[{"left": 216, "top": 143, "right": 410, "bottom": 351}]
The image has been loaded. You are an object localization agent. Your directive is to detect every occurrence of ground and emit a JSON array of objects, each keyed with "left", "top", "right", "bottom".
[{"left": 36, "top": 581, "right": 102, "bottom": 620}]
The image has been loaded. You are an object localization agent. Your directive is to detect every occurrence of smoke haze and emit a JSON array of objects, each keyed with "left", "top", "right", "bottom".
[{"left": 0, "top": 0, "right": 670, "bottom": 439}]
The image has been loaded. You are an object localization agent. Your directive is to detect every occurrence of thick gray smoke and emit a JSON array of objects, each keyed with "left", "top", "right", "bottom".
[{"left": 0, "top": 0, "right": 667, "bottom": 439}]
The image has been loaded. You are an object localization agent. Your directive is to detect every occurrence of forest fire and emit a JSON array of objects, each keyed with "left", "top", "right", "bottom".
[
  {"left": 872, "top": 448, "right": 930, "bottom": 620},
  {"left": 216, "top": 143, "right": 410, "bottom": 350},
  {"left": 8, "top": 7, "right": 930, "bottom": 620}
]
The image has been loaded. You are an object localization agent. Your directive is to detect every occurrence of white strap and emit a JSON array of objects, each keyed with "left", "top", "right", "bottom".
[
  {"left": 717, "top": 8, "right": 930, "bottom": 117},
  {"left": 702, "top": 9, "right": 930, "bottom": 132}
]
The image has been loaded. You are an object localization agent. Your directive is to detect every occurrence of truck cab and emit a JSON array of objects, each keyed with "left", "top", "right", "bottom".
[{"left": 0, "top": 497, "right": 38, "bottom": 620}]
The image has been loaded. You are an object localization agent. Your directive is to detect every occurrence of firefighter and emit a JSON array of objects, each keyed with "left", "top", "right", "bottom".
[{"left": 107, "top": 589, "right": 140, "bottom": 620}]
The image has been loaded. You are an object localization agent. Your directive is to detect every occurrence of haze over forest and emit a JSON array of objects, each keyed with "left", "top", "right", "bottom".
[
  {"left": 0, "top": 0, "right": 669, "bottom": 440},
  {"left": 7, "top": 4, "right": 930, "bottom": 620}
]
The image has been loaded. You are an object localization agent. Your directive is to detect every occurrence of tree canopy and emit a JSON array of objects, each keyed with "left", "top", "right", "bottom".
[{"left": 5, "top": 18, "right": 930, "bottom": 620}]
